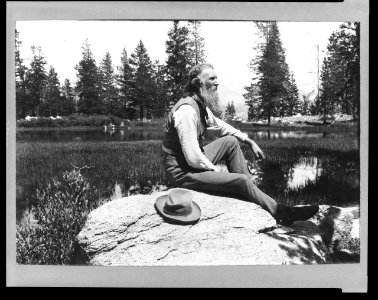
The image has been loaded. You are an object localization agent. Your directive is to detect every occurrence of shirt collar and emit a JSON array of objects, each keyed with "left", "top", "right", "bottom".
[
  {"left": 191, "top": 93, "right": 206, "bottom": 109},
  {"left": 191, "top": 93, "right": 209, "bottom": 124}
]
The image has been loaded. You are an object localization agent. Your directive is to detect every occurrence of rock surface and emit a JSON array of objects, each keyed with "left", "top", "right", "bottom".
[{"left": 75, "top": 190, "right": 359, "bottom": 266}]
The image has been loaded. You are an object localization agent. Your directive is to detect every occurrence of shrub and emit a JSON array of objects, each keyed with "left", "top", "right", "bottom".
[
  {"left": 16, "top": 114, "right": 131, "bottom": 128},
  {"left": 132, "top": 118, "right": 165, "bottom": 127},
  {"left": 16, "top": 168, "right": 106, "bottom": 265}
]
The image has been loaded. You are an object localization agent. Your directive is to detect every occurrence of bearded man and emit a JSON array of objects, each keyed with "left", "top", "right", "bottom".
[{"left": 162, "top": 63, "right": 319, "bottom": 225}]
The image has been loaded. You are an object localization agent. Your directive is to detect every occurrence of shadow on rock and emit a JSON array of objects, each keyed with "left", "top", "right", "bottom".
[
  {"left": 263, "top": 223, "right": 329, "bottom": 264},
  {"left": 264, "top": 205, "right": 360, "bottom": 264}
]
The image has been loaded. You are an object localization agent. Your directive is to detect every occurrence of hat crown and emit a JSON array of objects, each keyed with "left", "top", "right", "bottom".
[{"left": 163, "top": 188, "right": 193, "bottom": 216}]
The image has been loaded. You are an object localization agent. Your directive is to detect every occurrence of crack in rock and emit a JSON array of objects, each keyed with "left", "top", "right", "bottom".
[
  {"left": 123, "top": 244, "right": 136, "bottom": 251},
  {"left": 201, "top": 212, "right": 226, "bottom": 221},
  {"left": 86, "top": 213, "right": 153, "bottom": 252},
  {"left": 150, "top": 228, "right": 180, "bottom": 244},
  {"left": 258, "top": 225, "right": 297, "bottom": 235},
  {"left": 258, "top": 226, "right": 278, "bottom": 233},
  {"left": 88, "top": 243, "right": 117, "bottom": 255},
  {"left": 157, "top": 248, "right": 178, "bottom": 261}
]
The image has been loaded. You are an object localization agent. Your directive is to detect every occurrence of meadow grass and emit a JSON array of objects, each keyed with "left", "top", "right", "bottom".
[
  {"left": 17, "top": 134, "right": 359, "bottom": 216},
  {"left": 16, "top": 140, "right": 167, "bottom": 216}
]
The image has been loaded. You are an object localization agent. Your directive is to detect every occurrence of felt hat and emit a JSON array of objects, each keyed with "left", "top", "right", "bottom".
[{"left": 154, "top": 188, "right": 201, "bottom": 224}]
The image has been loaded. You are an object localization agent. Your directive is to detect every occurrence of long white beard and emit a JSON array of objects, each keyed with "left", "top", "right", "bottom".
[{"left": 200, "top": 88, "right": 219, "bottom": 112}]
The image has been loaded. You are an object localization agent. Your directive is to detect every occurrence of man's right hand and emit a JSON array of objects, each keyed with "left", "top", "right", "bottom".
[{"left": 212, "top": 165, "right": 223, "bottom": 172}]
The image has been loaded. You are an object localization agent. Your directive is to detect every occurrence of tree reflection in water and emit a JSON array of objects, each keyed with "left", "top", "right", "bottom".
[{"left": 247, "top": 154, "right": 359, "bottom": 207}]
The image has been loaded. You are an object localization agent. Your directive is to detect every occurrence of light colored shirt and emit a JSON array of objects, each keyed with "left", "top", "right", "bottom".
[{"left": 173, "top": 104, "right": 248, "bottom": 171}]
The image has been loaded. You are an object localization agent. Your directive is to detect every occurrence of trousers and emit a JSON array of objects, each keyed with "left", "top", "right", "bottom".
[{"left": 163, "top": 136, "right": 278, "bottom": 216}]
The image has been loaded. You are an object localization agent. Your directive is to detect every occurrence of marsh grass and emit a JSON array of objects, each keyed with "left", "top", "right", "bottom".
[
  {"left": 16, "top": 140, "right": 167, "bottom": 219},
  {"left": 17, "top": 134, "right": 359, "bottom": 218}
]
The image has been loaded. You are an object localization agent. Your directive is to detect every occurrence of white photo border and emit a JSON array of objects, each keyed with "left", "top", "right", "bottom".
[{"left": 6, "top": 0, "right": 368, "bottom": 291}]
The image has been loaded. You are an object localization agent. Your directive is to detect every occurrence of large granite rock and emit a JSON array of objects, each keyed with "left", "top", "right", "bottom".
[{"left": 74, "top": 190, "right": 359, "bottom": 265}]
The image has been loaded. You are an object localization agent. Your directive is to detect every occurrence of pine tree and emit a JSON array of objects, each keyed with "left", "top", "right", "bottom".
[
  {"left": 150, "top": 60, "right": 168, "bottom": 118},
  {"left": 318, "top": 22, "right": 360, "bottom": 120},
  {"left": 117, "top": 48, "right": 135, "bottom": 119},
  {"left": 319, "top": 57, "right": 337, "bottom": 121},
  {"left": 243, "top": 84, "right": 261, "bottom": 121},
  {"left": 61, "top": 79, "right": 76, "bottom": 115},
  {"left": 165, "top": 21, "right": 191, "bottom": 107},
  {"left": 26, "top": 46, "right": 48, "bottom": 117},
  {"left": 99, "top": 52, "right": 119, "bottom": 115},
  {"left": 75, "top": 39, "right": 101, "bottom": 115},
  {"left": 225, "top": 101, "right": 236, "bottom": 120},
  {"left": 129, "top": 40, "right": 155, "bottom": 120},
  {"left": 277, "top": 61, "right": 293, "bottom": 117},
  {"left": 15, "top": 30, "right": 29, "bottom": 119},
  {"left": 337, "top": 22, "right": 360, "bottom": 119},
  {"left": 301, "top": 95, "right": 311, "bottom": 116},
  {"left": 40, "top": 66, "right": 62, "bottom": 116},
  {"left": 284, "top": 73, "right": 301, "bottom": 116},
  {"left": 324, "top": 31, "right": 347, "bottom": 115},
  {"left": 187, "top": 20, "right": 207, "bottom": 66},
  {"left": 246, "top": 21, "right": 292, "bottom": 125},
  {"left": 257, "top": 22, "right": 289, "bottom": 124}
]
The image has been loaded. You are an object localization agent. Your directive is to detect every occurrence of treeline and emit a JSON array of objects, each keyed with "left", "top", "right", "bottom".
[
  {"left": 314, "top": 22, "right": 360, "bottom": 120},
  {"left": 15, "top": 20, "right": 207, "bottom": 120},
  {"left": 15, "top": 21, "right": 360, "bottom": 123},
  {"left": 244, "top": 21, "right": 360, "bottom": 124}
]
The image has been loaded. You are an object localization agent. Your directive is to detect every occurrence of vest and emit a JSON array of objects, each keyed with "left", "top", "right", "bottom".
[{"left": 162, "top": 95, "right": 208, "bottom": 155}]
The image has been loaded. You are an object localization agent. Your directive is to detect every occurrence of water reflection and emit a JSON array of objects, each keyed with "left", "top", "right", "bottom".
[
  {"left": 247, "top": 130, "right": 354, "bottom": 140},
  {"left": 287, "top": 157, "right": 322, "bottom": 189},
  {"left": 17, "top": 126, "right": 165, "bottom": 142},
  {"left": 248, "top": 155, "right": 359, "bottom": 207},
  {"left": 16, "top": 127, "right": 356, "bottom": 143},
  {"left": 254, "top": 156, "right": 322, "bottom": 191}
]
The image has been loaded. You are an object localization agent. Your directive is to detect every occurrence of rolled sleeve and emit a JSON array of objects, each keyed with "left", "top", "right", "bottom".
[{"left": 206, "top": 108, "right": 248, "bottom": 142}]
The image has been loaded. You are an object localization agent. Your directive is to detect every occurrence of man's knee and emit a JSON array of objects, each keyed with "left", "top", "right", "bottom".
[
  {"left": 236, "top": 174, "right": 250, "bottom": 186},
  {"left": 223, "top": 135, "right": 239, "bottom": 148}
]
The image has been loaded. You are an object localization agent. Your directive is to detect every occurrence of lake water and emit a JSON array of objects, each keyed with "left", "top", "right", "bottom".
[{"left": 16, "top": 126, "right": 357, "bottom": 142}]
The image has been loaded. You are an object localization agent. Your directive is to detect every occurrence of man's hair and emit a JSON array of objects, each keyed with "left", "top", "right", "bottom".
[{"left": 186, "top": 63, "right": 214, "bottom": 95}]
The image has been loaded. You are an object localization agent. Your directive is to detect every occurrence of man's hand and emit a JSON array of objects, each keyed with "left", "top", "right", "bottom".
[
  {"left": 212, "top": 165, "right": 223, "bottom": 172},
  {"left": 246, "top": 139, "right": 265, "bottom": 160}
]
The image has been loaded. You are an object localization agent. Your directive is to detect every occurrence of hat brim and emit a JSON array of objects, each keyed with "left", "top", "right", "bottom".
[{"left": 155, "top": 195, "right": 201, "bottom": 225}]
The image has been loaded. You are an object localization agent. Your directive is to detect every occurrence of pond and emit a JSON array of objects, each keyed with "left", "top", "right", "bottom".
[
  {"left": 249, "top": 156, "right": 322, "bottom": 190},
  {"left": 16, "top": 126, "right": 360, "bottom": 221},
  {"left": 16, "top": 126, "right": 357, "bottom": 142}
]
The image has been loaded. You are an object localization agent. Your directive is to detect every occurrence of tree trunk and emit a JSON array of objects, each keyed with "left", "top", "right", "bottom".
[{"left": 140, "top": 98, "right": 145, "bottom": 120}]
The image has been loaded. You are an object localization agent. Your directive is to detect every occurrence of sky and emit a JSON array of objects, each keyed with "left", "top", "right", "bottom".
[{"left": 16, "top": 20, "right": 343, "bottom": 109}]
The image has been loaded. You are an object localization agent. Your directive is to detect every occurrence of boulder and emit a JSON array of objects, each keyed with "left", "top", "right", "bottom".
[{"left": 74, "top": 190, "right": 360, "bottom": 266}]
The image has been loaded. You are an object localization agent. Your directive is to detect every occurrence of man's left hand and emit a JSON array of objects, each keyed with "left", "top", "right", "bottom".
[{"left": 246, "top": 139, "right": 265, "bottom": 160}]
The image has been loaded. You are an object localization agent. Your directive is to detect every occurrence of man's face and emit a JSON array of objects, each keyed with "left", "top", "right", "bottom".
[
  {"left": 199, "top": 68, "right": 219, "bottom": 92},
  {"left": 198, "top": 68, "right": 219, "bottom": 111}
]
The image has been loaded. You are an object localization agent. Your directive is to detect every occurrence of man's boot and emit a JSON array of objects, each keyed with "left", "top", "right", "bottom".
[{"left": 275, "top": 204, "right": 320, "bottom": 226}]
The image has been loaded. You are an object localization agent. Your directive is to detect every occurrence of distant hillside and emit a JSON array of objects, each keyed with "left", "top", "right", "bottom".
[{"left": 298, "top": 88, "right": 317, "bottom": 102}]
